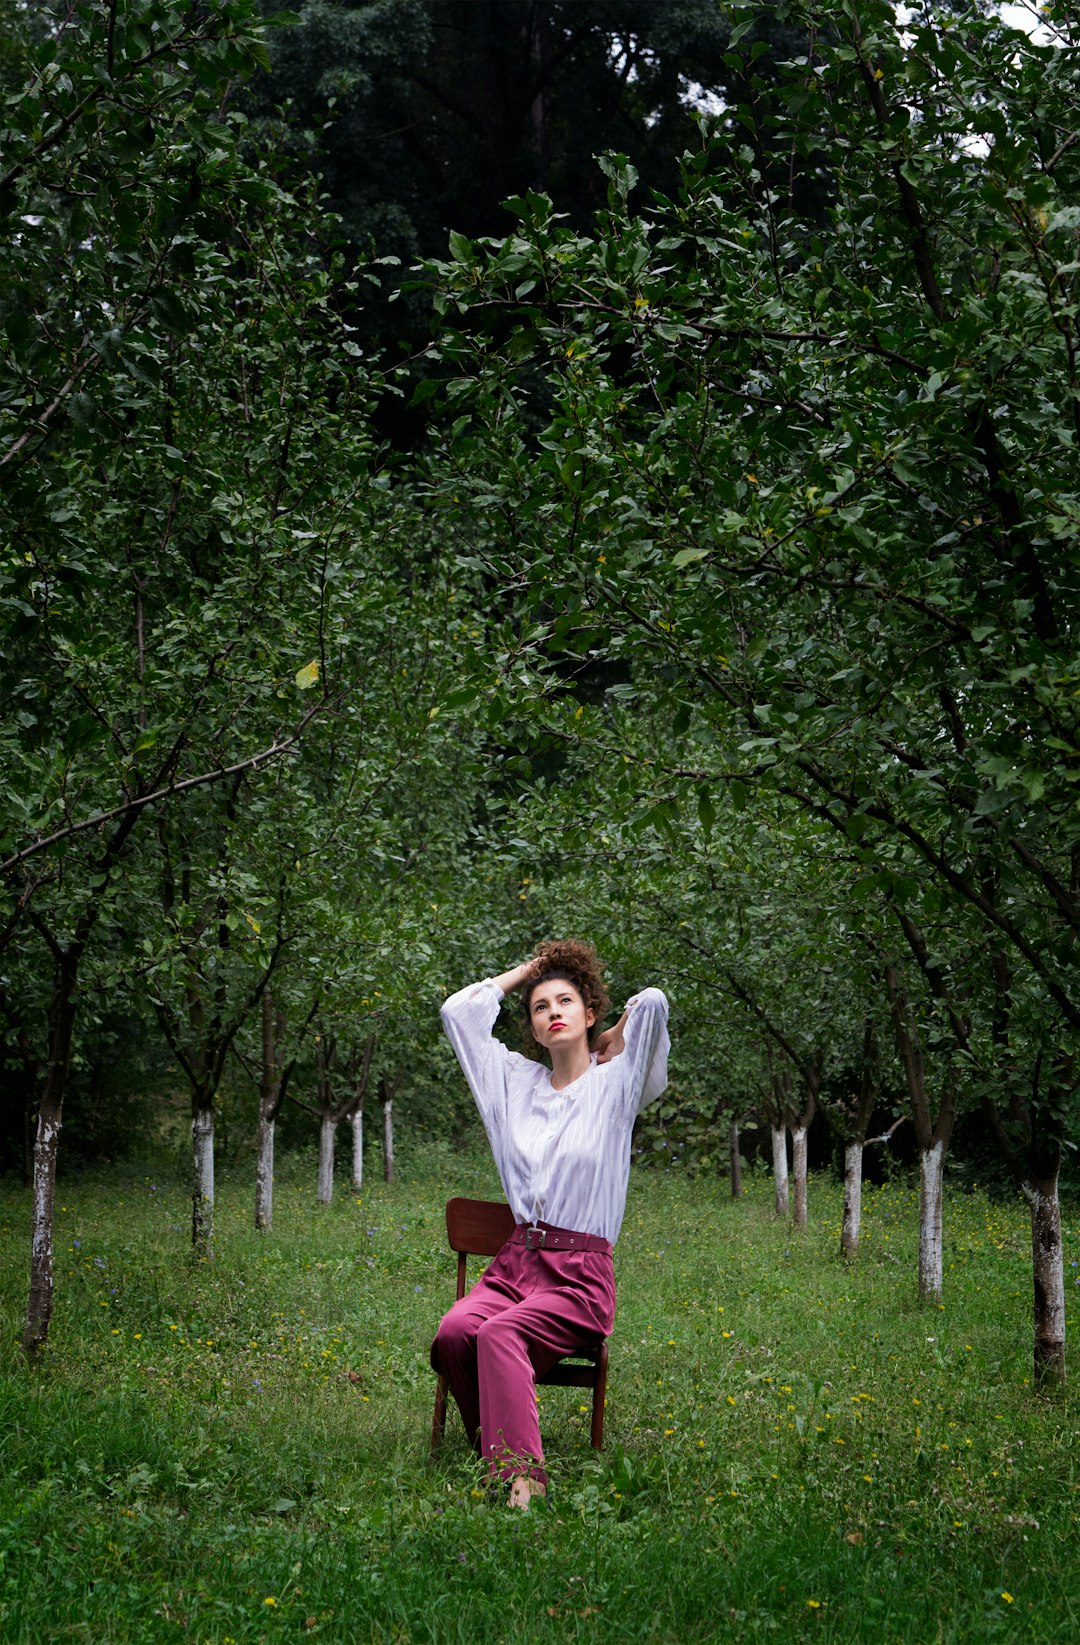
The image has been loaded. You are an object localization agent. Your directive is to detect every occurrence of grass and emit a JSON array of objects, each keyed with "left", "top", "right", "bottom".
[{"left": 1, "top": 1152, "right": 1078, "bottom": 1644}]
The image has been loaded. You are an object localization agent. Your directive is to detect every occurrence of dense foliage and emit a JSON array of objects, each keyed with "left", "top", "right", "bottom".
[{"left": 1, "top": 0, "right": 1078, "bottom": 1388}]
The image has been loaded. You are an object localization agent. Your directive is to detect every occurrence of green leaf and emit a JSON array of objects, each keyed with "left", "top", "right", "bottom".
[
  {"left": 409, "top": 376, "right": 442, "bottom": 407},
  {"left": 148, "top": 289, "right": 193, "bottom": 335},
  {"left": 447, "top": 229, "right": 473, "bottom": 264},
  {"left": 697, "top": 787, "right": 715, "bottom": 838}
]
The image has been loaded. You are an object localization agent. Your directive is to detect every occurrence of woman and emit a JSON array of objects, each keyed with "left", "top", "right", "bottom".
[{"left": 432, "top": 939, "right": 669, "bottom": 1508}]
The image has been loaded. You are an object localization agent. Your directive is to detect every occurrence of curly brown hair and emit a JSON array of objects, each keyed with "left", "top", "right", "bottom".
[{"left": 520, "top": 938, "right": 610, "bottom": 1059}]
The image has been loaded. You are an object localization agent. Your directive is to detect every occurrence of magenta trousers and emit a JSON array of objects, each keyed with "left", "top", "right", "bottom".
[{"left": 431, "top": 1235, "right": 615, "bottom": 1485}]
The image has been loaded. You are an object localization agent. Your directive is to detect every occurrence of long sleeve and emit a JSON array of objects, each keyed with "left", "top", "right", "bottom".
[
  {"left": 439, "top": 977, "right": 512, "bottom": 1131},
  {"left": 617, "top": 987, "right": 670, "bottom": 1120}
]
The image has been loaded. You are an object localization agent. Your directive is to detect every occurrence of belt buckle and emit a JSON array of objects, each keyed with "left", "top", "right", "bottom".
[{"left": 525, "top": 1224, "right": 546, "bottom": 1250}]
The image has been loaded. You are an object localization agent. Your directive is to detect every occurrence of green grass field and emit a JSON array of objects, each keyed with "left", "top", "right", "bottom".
[{"left": 1, "top": 1153, "right": 1077, "bottom": 1644}]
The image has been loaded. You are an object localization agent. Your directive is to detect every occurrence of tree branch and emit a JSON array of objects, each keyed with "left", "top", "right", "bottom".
[{"left": 1, "top": 702, "right": 326, "bottom": 878}]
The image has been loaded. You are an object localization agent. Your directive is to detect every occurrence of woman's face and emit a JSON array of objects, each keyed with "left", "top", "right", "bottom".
[{"left": 527, "top": 975, "right": 595, "bottom": 1055}]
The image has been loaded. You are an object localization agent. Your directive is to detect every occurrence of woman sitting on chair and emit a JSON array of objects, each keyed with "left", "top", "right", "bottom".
[{"left": 432, "top": 939, "right": 669, "bottom": 1508}]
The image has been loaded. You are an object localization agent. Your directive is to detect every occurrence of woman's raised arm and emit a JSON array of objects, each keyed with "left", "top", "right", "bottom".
[{"left": 490, "top": 959, "right": 538, "bottom": 997}]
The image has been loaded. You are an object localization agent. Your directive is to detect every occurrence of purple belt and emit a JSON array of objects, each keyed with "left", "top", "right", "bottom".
[{"left": 509, "top": 1220, "right": 612, "bottom": 1254}]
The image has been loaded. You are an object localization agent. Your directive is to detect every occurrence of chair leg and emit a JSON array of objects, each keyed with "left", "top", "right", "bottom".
[
  {"left": 431, "top": 1372, "right": 448, "bottom": 1456},
  {"left": 590, "top": 1342, "right": 609, "bottom": 1450}
]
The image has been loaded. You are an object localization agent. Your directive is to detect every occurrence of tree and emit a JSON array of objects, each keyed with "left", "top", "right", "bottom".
[
  {"left": 0, "top": 0, "right": 423, "bottom": 1344},
  {"left": 1, "top": 0, "right": 309, "bottom": 1348},
  {"left": 242, "top": 1, "right": 826, "bottom": 372},
  {"left": 416, "top": 0, "right": 1079, "bottom": 1382},
  {"left": 248, "top": 2, "right": 733, "bottom": 242}
]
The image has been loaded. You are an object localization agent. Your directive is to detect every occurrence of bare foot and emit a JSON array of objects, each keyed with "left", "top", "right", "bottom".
[{"left": 508, "top": 1475, "right": 547, "bottom": 1510}]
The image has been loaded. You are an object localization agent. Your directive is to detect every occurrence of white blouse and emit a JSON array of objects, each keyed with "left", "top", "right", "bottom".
[{"left": 440, "top": 978, "right": 670, "bottom": 1244}]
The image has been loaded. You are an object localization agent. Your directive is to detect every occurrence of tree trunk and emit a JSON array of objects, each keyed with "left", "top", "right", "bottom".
[
  {"left": 885, "top": 965, "right": 956, "bottom": 1307},
  {"left": 351, "top": 1104, "right": 363, "bottom": 1190},
  {"left": 728, "top": 1118, "right": 742, "bottom": 1200},
  {"left": 191, "top": 1104, "right": 215, "bottom": 1259},
  {"left": 254, "top": 988, "right": 281, "bottom": 1232},
  {"left": 255, "top": 1111, "right": 275, "bottom": 1232},
  {"left": 318, "top": 1114, "right": 336, "bottom": 1205},
  {"left": 918, "top": 1140, "right": 945, "bottom": 1304},
  {"left": 23, "top": 962, "right": 79, "bottom": 1357},
  {"left": 983, "top": 1089, "right": 1068, "bottom": 1390},
  {"left": 840, "top": 1141, "right": 863, "bottom": 1261},
  {"left": 771, "top": 1125, "right": 789, "bottom": 1218},
  {"left": 524, "top": 3, "right": 549, "bottom": 171},
  {"left": 1023, "top": 1169, "right": 1065, "bottom": 1387},
  {"left": 382, "top": 1098, "right": 395, "bottom": 1184},
  {"left": 23, "top": 1089, "right": 63, "bottom": 1357},
  {"left": 791, "top": 1125, "right": 809, "bottom": 1229},
  {"left": 346, "top": 1036, "right": 375, "bottom": 1190}
]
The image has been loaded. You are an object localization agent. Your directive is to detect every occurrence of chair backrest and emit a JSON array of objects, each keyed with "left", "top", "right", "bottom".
[{"left": 445, "top": 1197, "right": 516, "bottom": 1300}]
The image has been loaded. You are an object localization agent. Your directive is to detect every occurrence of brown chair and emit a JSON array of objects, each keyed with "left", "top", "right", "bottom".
[{"left": 430, "top": 1196, "right": 609, "bottom": 1455}]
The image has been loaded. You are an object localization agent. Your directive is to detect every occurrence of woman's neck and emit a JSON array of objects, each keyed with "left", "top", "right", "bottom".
[{"left": 548, "top": 1041, "right": 593, "bottom": 1090}]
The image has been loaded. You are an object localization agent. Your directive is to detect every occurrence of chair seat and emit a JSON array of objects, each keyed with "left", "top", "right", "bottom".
[{"left": 539, "top": 1358, "right": 602, "bottom": 1387}]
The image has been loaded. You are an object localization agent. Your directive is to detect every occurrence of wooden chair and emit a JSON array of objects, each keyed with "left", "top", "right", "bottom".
[{"left": 430, "top": 1196, "right": 609, "bottom": 1455}]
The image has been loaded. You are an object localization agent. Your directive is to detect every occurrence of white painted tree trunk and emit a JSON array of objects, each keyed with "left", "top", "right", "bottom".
[
  {"left": 918, "top": 1141, "right": 945, "bottom": 1304},
  {"left": 318, "top": 1115, "right": 336, "bottom": 1205},
  {"left": 23, "top": 970, "right": 78, "bottom": 1356},
  {"left": 27, "top": 1108, "right": 60, "bottom": 1350},
  {"left": 255, "top": 1114, "right": 274, "bottom": 1232},
  {"left": 351, "top": 1108, "right": 363, "bottom": 1190},
  {"left": 841, "top": 1142, "right": 863, "bottom": 1261},
  {"left": 383, "top": 1099, "right": 395, "bottom": 1183},
  {"left": 791, "top": 1125, "right": 808, "bottom": 1229},
  {"left": 192, "top": 1107, "right": 215, "bottom": 1258},
  {"left": 771, "top": 1125, "right": 789, "bottom": 1218},
  {"left": 1023, "top": 1173, "right": 1066, "bottom": 1385}
]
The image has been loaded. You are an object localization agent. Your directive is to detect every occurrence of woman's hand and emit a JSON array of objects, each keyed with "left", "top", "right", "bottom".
[
  {"left": 491, "top": 958, "right": 539, "bottom": 996},
  {"left": 594, "top": 1014, "right": 627, "bottom": 1064}
]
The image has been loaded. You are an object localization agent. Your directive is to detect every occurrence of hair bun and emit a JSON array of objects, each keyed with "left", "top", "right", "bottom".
[{"left": 534, "top": 938, "right": 605, "bottom": 977}]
